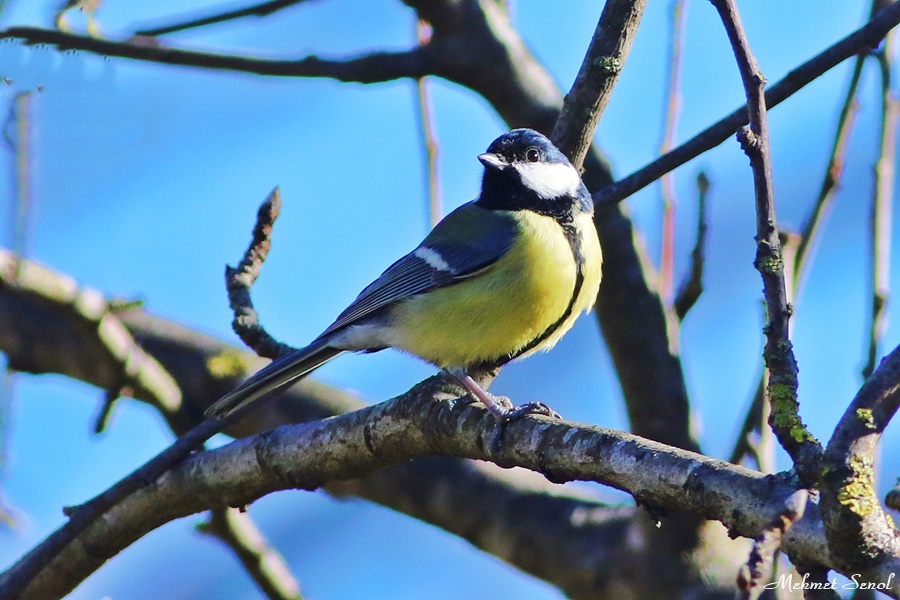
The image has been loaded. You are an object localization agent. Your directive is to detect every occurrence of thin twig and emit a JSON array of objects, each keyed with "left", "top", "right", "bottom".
[
  {"left": 594, "top": 0, "right": 900, "bottom": 205},
  {"left": 673, "top": 171, "right": 708, "bottom": 320},
  {"left": 227, "top": 188, "right": 296, "bottom": 361},
  {"left": 710, "top": 0, "right": 822, "bottom": 486},
  {"left": 794, "top": 54, "right": 865, "bottom": 289},
  {"left": 135, "top": 0, "right": 310, "bottom": 37},
  {"left": 1, "top": 27, "right": 437, "bottom": 82},
  {"left": 728, "top": 29, "right": 868, "bottom": 469},
  {"left": 659, "top": 0, "right": 688, "bottom": 305},
  {"left": 736, "top": 489, "right": 807, "bottom": 599},
  {"left": 197, "top": 508, "right": 303, "bottom": 600},
  {"left": 413, "top": 19, "right": 441, "bottom": 228},
  {"left": 862, "top": 42, "right": 897, "bottom": 379}
]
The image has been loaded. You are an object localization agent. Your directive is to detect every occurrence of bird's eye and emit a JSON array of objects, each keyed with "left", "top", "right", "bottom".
[{"left": 525, "top": 147, "right": 540, "bottom": 163}]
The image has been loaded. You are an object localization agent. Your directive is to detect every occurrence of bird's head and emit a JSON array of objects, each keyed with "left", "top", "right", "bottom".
[{"left": 476, "top": 129, "right": 592, "bottom": 216}]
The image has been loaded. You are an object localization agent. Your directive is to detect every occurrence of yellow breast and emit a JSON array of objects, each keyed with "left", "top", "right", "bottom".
[{"left": 388, "top": 210, "right": 602, "bottom": 368}]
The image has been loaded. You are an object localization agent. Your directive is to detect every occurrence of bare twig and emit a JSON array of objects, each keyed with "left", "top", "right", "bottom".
[
  {"left": 736, "top": 489, "right": 807, "bottom": 599},
  {"left": 413, "top": 19, "right": 442, "bottom": 227},
  {"left": 862, "top": 43, "right": 897, "bottom": 379},
  {"left": 550, "top": 0, "right": 646, "bottom": 171},
  {"left": 711, "top": 0, "right": 822, "bottom": 486},
  {"left": 673, "top": 171, "right": 709, "bottom": 320},
  {"left": 1, "top": 27, "right": 437, "bottom": 82},
  {"left": 729, "top": 29, "right": 869, "bottom": 470},
  {"left": 4, "top": 92, "right": 31, "bottom": 257},
  {"left": 226, "top": 188, "right": 296, "bottom": 361},
  {"left": 594, "top": 0, "right": 900, "bottom": 206},
  {"left": 197, "top": 508, "right": 303, "bottom": 600},
  {"left": 659, "top": 0, "right": 688, "bottom": 304},
  {"left": 821, "top": 342, "right": 900, "bottom": 578},
  {"left": 794, "top": 54, "right": 865, "bottom": 288},
  {"left": 134, "top": 0, "right": 310, "bottom": 37}
]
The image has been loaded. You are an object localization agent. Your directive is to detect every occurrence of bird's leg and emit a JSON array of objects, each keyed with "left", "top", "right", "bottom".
[{"left": 443, "top": 368, "right": 561, "bottom": 421}]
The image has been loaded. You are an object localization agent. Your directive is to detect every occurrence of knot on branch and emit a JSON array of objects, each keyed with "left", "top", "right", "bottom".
[{"left": 737, "top": 126, "right": 760, "bottom": 155}]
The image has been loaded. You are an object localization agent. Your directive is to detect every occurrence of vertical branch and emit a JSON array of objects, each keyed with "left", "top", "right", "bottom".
[
  {"left": 673, "top": 170, "right": 708, "bottom": 319},
  {"left": 413, "top": 19, "right": 441, "bottom": 228},
  {"left": 659, "top": 0, "right": 688, "bottom": 304},
  {"left": 862, "top": 38, "right": 897, "bottom": 379},
  {"left": 709, "top": 0, "right": 823, "bottom": 485},
  {"left": 4, "top": 92, "right": 33, "bottom": 257}
]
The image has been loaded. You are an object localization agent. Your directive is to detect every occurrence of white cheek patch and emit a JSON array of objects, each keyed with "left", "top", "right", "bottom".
[
  {"left": 414, "top": 246, "right": 452, "bottom": 272},
  {"left": 516, "top": 161, "right": 581, "bottom": 199}
]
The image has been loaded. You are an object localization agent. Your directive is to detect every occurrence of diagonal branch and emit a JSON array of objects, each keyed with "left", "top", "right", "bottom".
[
  {"left": 197, "top": 508, "right": 303, "bottom": 600},
  {"left": 550, "top": 0, "right": 646, "bottom": 171},
  {"left": 5, "top": 380, "right": 867, "bottom": 600},
  {"left": 595, "top": 0, "right": 900, "bottom": 206},
  {"left": 135, "top": 0, "right": 312, "bottom": 37}
]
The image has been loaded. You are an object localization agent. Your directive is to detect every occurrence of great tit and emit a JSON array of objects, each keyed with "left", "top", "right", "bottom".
[{"left": 207, "top": 128, "right": 602, "bottom": 421}]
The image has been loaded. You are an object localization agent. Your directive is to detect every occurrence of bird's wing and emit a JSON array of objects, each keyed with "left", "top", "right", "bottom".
[{"left": 320, "top": 202, "right": 517, "bottom": 337}]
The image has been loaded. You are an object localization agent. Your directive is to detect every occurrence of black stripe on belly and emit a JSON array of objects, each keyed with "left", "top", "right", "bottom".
[{"left": 482, "top": 218, "right": 586, "bottom": 370}]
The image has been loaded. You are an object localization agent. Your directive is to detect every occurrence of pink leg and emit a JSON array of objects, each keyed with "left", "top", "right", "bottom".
[{"left": 444, "top": 368, "right": 560, "bottom": 422}]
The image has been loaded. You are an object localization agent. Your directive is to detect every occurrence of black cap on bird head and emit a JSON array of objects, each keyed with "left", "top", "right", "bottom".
[{"left": 476, "top": 128, "right": 592, "bottom": 216}]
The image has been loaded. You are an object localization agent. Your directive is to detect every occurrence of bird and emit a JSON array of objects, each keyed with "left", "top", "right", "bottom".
[{"left": 206, "top": 128, "right": 602, "bottom": 422}]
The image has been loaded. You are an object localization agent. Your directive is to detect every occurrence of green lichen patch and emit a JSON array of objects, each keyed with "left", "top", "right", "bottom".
[
  {"left": 855, "top": 407, "right": 877, "bottom": 430},
  {"left": 837, "top": 454, "right": 878, "bottom": 517},
  {"left": 207, "top": 350, "right": 251, "bottom": 380}
]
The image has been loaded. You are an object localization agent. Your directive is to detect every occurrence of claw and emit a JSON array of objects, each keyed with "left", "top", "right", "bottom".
[{"left": 443, "top": 369, "right": 561, "bottom": 421}]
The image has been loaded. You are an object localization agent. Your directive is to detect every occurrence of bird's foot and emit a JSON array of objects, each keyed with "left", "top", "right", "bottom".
[
  {"left": 443, "top": 368, "right": 561, "bottom": 422},
  {"left": 469, "top": 390, "right": 561, "bottom": 422}
]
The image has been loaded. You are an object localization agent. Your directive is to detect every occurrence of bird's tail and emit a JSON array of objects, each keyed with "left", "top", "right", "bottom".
[{"left": 205, "top": 338, "right": 343, "bottom": 419}]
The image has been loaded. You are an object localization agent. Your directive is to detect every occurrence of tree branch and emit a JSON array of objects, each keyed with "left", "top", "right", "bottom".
[
  {"left": 736, "top": 489, "right": 807, "bottom": 599},
  {"left": 550, "top": 0, "right": 646, "bottom": 171},
  {"left": 197, "top": 508, "right": 303, "bottom": 600},
  {"left": 8, "top": 381, "right": 875, "bottom": 600},
  {"left": 0, "top": 27, "right": 437, "bottom": 82},
  {"left": 594, "top": 0, "right": 900, "bottom": 206},
  {"left": 134, "top": 0, "right": 312, "bottom": 37},
  {"left": 711, "top": 0, "right": 822, "bottom": 486},
  {"left": 862, "top": 42, "right": 897, "bottom": 379},
  {"left": 821, "top": 343, "right": 900, "bottom": 578},
  {"left": 673, "top": 171, "right": 709, "bottom": 320}
]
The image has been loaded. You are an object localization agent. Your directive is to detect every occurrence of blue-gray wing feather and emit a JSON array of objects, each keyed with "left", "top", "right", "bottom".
[{"left": 320, "top": 203, "right": 517, "bottom": 337}]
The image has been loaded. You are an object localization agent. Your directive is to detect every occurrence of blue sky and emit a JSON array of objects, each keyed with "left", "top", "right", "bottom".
[{"left": 1, "top": 1, "right": 899, "bottom": 598}]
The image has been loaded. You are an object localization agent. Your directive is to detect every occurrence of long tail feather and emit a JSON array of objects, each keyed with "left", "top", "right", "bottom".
[{"left": 205, "top": 339, "right": 343, "bottom": 419}]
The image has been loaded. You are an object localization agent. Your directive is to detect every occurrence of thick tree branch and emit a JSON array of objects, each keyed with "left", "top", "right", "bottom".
[
  {"left": 10, "top": 380, "right": 885, "bottom": 600},
  {"left": 821, "top": 343, "right": 900, "bottom": 579},
  {"left": 595, "top": 0, "right": 900, "bottom": 206},
  {"left": 711, "top": 0, "right": 822, "bottom": 486}
]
